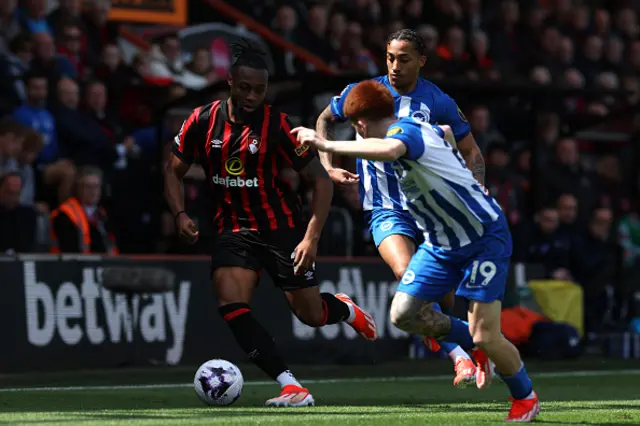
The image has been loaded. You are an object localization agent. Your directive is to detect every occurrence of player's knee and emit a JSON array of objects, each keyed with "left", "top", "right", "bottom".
[
  {"left": 471, "top": 325, "right": 500, "bottom": 349},
  {"left": 389, "top": 299, "right": 418, "bottom": 331}
]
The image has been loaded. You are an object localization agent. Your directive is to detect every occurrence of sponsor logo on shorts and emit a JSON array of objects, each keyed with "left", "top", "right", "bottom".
[
  {"left": 294, "top": 144, "right": 309, "bottom": 157},
  {"left": 401, "top": 270, "right": 415, "bottom": 285},
  {"left": 379, "top": 221, "right": 394, "bottom": 232}
]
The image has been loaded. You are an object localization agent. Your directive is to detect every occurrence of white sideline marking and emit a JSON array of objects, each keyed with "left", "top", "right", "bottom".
[{"left": 1, "top": 369, "right": 639, "bottom": 393}]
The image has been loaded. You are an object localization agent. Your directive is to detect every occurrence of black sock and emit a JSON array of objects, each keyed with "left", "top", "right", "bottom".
[
  {"left": 320, "top": 293, "right": 351, "bottom": 325},
  {"left": 219, "top": 303, "right": 288, "bottom": 380}
]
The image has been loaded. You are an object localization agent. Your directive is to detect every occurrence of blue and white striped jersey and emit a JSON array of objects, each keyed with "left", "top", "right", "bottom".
[
  {"left": 386, "top": 118, "right": 503, "bottom": 251},
  {"left": 330, "top": 75, "right": 471, "bottom": 211}
]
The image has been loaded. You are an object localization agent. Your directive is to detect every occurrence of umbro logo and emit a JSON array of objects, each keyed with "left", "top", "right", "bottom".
[{"left": 211, "top": 139, "right": 222, "bottom": 148}]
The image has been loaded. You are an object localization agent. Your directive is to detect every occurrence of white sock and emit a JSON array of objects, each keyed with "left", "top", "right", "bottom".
[
  {"left": 344, "top": 303, "right": 356, "bottom": 323},
  {"left": 276, "top": 370, "right": 302, "bottom": 388},
  {"left": 448, "top": 346, "right": 471, "bottom": 364}
]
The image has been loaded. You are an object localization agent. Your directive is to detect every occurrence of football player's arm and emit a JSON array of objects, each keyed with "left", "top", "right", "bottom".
[
  {"left": 317, "top": 138, "right": 407, "bottom": 161},
  {"left": 438, "top": 95, "right": 485, "bottom": 185},
  {"left": 165, "top": 108, "right": 200, "bottom": 219},
  {"left": 281, "top": 114, "right": 333, "bottom": 244},
  {"left": 316, "top": 105, "right": 337, "bottom": 169}
]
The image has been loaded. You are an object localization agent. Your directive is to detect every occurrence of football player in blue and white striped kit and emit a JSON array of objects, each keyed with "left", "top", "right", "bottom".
[
  {"left": 293, "top": 80, "right": 540, "bottom": 423},
  {"left": 316, "top": 29, "right": 484, "bottom": 388}
]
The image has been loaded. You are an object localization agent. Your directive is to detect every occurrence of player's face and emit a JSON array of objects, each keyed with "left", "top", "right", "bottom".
[
  {"left": 386, "top": 40, "right": 425, "bottom": 91},
  {"left": 229, "top": 66, "right": 268, "bottom": 113}
]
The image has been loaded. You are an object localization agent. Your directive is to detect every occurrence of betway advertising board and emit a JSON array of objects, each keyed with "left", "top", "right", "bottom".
[{"left": 1, "top": 256, "right": 405, "bottom": 372}]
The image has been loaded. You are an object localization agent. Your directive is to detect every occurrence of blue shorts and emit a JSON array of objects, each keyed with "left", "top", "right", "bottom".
[
  {"left": 364, "top": 209, "right": 423, "bottom": 248},
  {"left": 397, "top": 216, "right": 512, "bottom": 303}
]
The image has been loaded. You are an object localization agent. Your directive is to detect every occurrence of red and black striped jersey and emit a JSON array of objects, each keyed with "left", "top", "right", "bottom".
[{"left": 172, "top": 100, "right": 315, "bottom": 233}]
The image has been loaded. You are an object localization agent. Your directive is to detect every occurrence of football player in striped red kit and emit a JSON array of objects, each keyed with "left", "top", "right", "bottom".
[{"left": 164, "top": 40, "right": 377, "bottom": 407}]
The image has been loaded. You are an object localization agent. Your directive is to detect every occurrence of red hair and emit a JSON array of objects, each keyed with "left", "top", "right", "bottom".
[{"left": 343, "top": 80, "right": 395, "bottom": 121}]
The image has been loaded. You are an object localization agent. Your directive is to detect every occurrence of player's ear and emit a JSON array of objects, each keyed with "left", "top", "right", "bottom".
[
  {"left": 227, "top": 72, "right": 233, "bottom": 88},
  {"left": 419, "top": 55, "right": 426, "bottom": 68}
]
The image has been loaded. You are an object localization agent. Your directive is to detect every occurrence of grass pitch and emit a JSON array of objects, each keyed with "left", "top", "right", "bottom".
[{"left": 1, "top": 360, "right": 639, "bottom": 425}]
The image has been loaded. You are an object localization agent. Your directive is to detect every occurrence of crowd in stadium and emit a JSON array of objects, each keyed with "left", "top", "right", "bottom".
[{"left": 0, "top": 0, "right": 639, "bottom": 329}]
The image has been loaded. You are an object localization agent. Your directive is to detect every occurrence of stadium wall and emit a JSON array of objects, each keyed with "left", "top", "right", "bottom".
[{"left": 2, "top": 256, "right": 540, "bottom": 372}]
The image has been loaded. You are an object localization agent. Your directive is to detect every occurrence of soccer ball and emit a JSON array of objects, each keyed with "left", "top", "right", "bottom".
[{"left": 194, "top": 359, "right": 244, "bottom": 406}]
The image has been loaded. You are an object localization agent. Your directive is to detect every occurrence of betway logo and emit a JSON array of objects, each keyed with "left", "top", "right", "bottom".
[
  {"left": 212, "top": 174, "right": 259, "bottom": 188},
  {"left": 292, "top": 267, "right": 409, "bottom": 340},
  {"left": 23, "top": 262, "right": 190, "bottom": 365}
]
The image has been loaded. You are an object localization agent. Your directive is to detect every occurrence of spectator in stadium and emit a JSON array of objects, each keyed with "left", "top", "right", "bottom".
[
  {"left": 511, "top": 147, "right": 532, "bottom": 225},
  {"left": 47, "top": 0, "right": 84, "bottom": 37},
  {"left": 94, "top": 43, "right": 136, "bottom": 107},
  {"left": 402, "top": 0, "right": 423, "bottom": 30},
  {"left": 0, "top": 34, "right": 32, "bottom": 115},
  {"left": 381, "top": 0, "right": 404, "bottom": 24},
  {"left": 82, "top": 0, "right": 118, "bottom": 67},
  {"left": 436, "top": 26, "right": 469, "bottom": 78},
  {"left": 0, "top": 0, "right": 21, "bottom": 52},
  {"left": 301, "top": 3, "right": 337, "bottom": 67},
  {"left": 614, "top": 8, "right": 639, "bottom": 45},
  {"left": 345, "top": 0, "right": 381, "bottom": 27},
  {"left": 556, "top": 37, "right": 575, "bottom": 75},
  {"left": 468, "top": 105, "right": 505, "bottom": 152},
  {"left": 467, "top": 30, "right": 499, "bottom": 81},
  {"left": 0, "top": 172, "right": 37, "bottom": 253},
  {"left": 16, "top": 128, "right": 43, "bottom": 208},
  {"left": 592, "top": 154, "right": 629, "bottom": 217},
  {"left": 327, "top": 11, "right": 347, "bottom": 59},
  {"left": 416, "top": 24, "right": 441, "bottom": 77},
  {"left": 485, "top": 143, "right": 521, "bottom": 226},
  {"left": 148, "top": 34, "right": 208, "bottom": 89},
  {"left": 30, "top": 31, "right": 77, "bottom": 90},
  {"left": 514, "top": 205, "right": 572, "bottom": 281},
  {"left": 576, "top": 35, "right": 604, "bottom": 84},
  {"left": 53, "top": 77, "right": 115, "bottom": 169},
  {"left": 487, "top": 0, "right": 522, "bottom": 70},
  {"left": 431, "top": 0, "right": 464, "bottom": 34},
  {"left": 56, "top": 22, "right": 87, "bottom": 80},
  {"left": 270, "top": 5, "right": 305, "bottom": 76},
  {"left": 530, "top": 66, "right": 552, "bottom": 85},
  {"left": 593, "top": 9, "right": 611, "bottom": 39},
  {"left": 555, "top": 193, "right": 579, "bottom": 240},
  {"left": 18, "top": 0, "right": 52, "bottom": 36},
  {"left": 49, "top": 166, "right": 118, "bottom": 254},
  {"left": 0, "top": 117, "right": 24, "bottom": 175},
  {"left": 541, "top": 138, "right": 593, "bottom": 216},
  {"left": 338, "top": 22, "right": 378, "bottom": 75},
  {"left": 603, "top": 36, "right": 624, "bottom": 75},
  {"left": 570, "top": 207, "right": 617, "bottom": 332}
]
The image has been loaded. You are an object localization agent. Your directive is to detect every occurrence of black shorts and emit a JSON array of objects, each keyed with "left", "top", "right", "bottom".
[{"left": 210, "top": 229, "right": 317, "bottom": 291}]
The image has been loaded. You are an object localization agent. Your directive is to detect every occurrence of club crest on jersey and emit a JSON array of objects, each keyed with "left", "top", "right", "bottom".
[
  {"left": 295, "top": 144, "right": 309, "bottom": 157},
  {"left": 225, "top": 157, "right": 244, "bottom": 176},
  {"left": 411, "top": 109, "right": 430, "bottom": 123},
  {"left": 386, "top": 127, "right": 403, "bottom": 137},
  {"left": 248, "top": 137, "right": 260, "bottom": 154}
]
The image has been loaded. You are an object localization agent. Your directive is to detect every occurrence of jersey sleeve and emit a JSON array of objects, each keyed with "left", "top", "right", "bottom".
[
  {"left": 172, "top": 107, "right": 202, "bottom": 164},
  {"left": 384, "top": 119, "right": 425, "bottom": 161},
  {"left": 278, "top": 113, "right": 317, "bottom": 171},
  {"left": 329, "top": 83, "right": 357, "bottom": 121},
  {"left": 433, "top": 94, "right": 471, "bottom": 142}
]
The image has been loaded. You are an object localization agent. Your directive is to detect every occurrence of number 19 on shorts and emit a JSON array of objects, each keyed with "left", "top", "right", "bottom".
[{"left": 467, "top": 260, "right": 497, "bottom": 288}]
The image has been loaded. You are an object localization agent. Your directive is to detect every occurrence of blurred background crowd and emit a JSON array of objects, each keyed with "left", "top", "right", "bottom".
[{"left": 0, "top": 0, "right": 640, "bottom": 335}]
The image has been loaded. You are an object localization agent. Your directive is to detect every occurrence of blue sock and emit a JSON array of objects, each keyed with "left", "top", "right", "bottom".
[
  {"left": 443, "top": 316, "right": 475, "bottom": 350},
  {"left": 430, "top": 304, "right": 462, "bottom": 354},
  {"left": 498, "top": 364, "right": 533, "bottom": 400},
  {"left": 439, "top": 340, "right": 459, "bottom": 354}
]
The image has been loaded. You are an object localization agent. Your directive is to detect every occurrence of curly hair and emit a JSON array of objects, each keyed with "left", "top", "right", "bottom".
[{"left": 343, "top": 80, "right": 395, "bottom": 121}]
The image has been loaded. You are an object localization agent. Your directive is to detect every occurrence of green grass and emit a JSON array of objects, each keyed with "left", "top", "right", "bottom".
[{"left": 1, "top": 361, "right": 640, "bottom": 425}]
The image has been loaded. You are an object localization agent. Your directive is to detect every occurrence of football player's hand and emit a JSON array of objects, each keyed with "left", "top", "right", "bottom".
[
  {"left": 176, "top": 212, "right": 199, "bottom": 244},
  {"left": 327, "top": 167, "right": 359, "bottom": 186},
  {"left": 292, "top": 238, "right": 317, "bottom": 275},
  {"left": 290, "top": 127, "right": 328, "bottom": 151}
]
